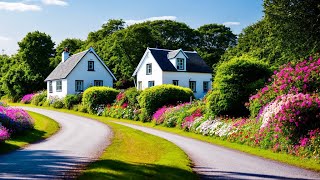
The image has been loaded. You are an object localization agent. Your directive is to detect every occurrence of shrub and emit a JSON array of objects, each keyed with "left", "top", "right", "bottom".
[
  {"left": 52, "top": 99, "right": 64, "bottom": 109},
  {"left": 0, "top": 106, "right": 34, "bottom": 135},
  {"left": 31, "top": 91, "right": 47, "bottom": 106},
  {"left": 138, "top": 84, "right": 194, "bottom": 118},
  {"left": 21, "top": 93, "right": 35, "bottom": 104},
  {"left": 82, "top": 86, "right": 120, "bottom": 114},
  {"left": 64, "top": 94, "right": 82, "bottom": 109},
  {"left": 0, "top": 125, "right": 10, "bottom": 142},
  {"left": 207, "top": 56, "right": 271, "bottom": 117},
  {"left": 249, "top": 57, "right": 320, "bottom": 117}
]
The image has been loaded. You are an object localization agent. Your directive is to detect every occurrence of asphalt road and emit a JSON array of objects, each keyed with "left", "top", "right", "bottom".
[
  {"left": 0, "top": 107, "right": 112, "bottom": 179},
  {"left": 115, "top": 121, "right": 320, "bottom": 180}
]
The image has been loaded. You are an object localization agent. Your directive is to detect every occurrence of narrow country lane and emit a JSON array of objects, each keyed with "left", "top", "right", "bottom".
[
  {"left": 0, "top": 107, "right": 112, "bottom": 179},
  {"left": 114, "top": 122, "right": 320, "bottom": 180}
]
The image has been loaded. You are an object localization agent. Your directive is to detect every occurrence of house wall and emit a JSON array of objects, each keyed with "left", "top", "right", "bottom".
[
  {"left": 169, "top": 51, "right": 187, "bottom": 71},
  {"left": 67, "top": 51, "right": 114, "bottom": 94},
  {"left": 47, "top": 79, "right": 68, "bottom": 99},
  {"left": 162, "top": 72, "right": 212, "bottom": 99},
  {"left": 136, "top": 51, "right": 163, "bottom": 89}
]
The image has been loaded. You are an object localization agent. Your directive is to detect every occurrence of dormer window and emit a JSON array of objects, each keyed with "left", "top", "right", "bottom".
[
  {"left": 88, "top": 61, "right": 94, "bottom": 71},
  {"left": 177, "top": 58, "right": 185, "bottom": 70}
]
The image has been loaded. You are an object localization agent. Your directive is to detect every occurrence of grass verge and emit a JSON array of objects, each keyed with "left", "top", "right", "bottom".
[
  {"left": 9, "top": 104, "right": 196, "bottom": 179},
  {"left": 10, "top": 103, "right": 320, "bottom": 172},
  {"left": 0, "top": 111, "right": 59, "bottom": 154}
]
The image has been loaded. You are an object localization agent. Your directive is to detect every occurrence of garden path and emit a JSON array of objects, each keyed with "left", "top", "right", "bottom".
[
  {"left": 0, "top": 107, "right": 112, "bottom": 179},
  {"left": 115, "top": 121, "right": 320, "bottom": 180}
]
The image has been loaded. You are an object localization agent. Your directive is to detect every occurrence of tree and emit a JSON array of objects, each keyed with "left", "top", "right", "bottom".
[
  {"left": 196, "top": 24, "right": 237, "bottom": 68},
  {"left": 50, "top": 38, "right": 84, "bottom": 67},
  {"left": 18, "top": 31, "right": 55, "bottom": 78}
]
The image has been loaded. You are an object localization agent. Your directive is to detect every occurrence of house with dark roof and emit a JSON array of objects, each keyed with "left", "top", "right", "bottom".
[
  {"left": 132, "top": 48, "right": 212, "bottom": 99},
  {"left": 45, "top": 47, "right": 116, "bottom": 98}
]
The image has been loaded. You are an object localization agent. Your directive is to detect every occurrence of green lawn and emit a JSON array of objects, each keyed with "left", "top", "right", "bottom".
[{"left": 0, "top": 111, "right": 60, "bottom": 154}]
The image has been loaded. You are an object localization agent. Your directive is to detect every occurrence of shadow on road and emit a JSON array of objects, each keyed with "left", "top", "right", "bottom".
[{"left": 0, "top": 150, "right": 89, "bottom": 179}]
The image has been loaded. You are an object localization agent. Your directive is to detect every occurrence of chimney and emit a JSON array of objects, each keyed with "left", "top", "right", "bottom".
[{"left": 62, "top": 47, "right": 69, "bottom": 62}]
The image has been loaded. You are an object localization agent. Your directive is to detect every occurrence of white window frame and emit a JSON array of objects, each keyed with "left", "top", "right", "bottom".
[
  {"left": 75, "top": 80, "right": 84, "bottom": 92},
  {"left": 146, "top": 63, "right": 152, "bottom": 75},
  {"left": 56, "top": 80, "right": 62, "bottom": 92},
  {"left": 138, "top": 81, "right": 142, "bottom": 90},
  {"left": 177, "top": 58, "right": 185, "bottom": 70},
  {"left": 49, "top": 81, "right": 53, "bottom": 93},
  {"left": 203, "top": 81, "right": 209, "bottom": 92},
  {"left": 94, "top": 80, "right": 103, "bottom": 86},
  {"left": 189, "top": 81, "right": 196, "bottom": 92},
  {"left": 172, "top": 80, "right": 179, "bottom": 86},
  {"left": 148, "top": 81, "right": 154, "bottom": 87}
]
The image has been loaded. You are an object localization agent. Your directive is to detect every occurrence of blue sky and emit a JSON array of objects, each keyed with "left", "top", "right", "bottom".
[{"left": 0, "top": 0, "right": 264, "bottom": 55}]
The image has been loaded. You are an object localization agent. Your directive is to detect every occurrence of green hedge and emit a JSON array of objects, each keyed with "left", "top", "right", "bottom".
[
  {"left": 82, "top": 86, "right": 120, "bottom": 114},
  {"left": 138, "top": 84, "right": 194, "bottom": 119},
  {"left": 64, "top": 94, "right": 82, "bottom": 109},
  {"left": 207, "top": 56, "right": 271, "bottom": 117},
  {"left": 31, "top": 91, "right": 47, "bottom": 106}
]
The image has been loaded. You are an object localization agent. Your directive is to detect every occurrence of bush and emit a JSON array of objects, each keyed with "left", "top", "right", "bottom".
[
  {"left": 21, "top": 93, "right": 35, "bottom": 104},
  {"left": 138, "top": 84, "right": 194, "bottom": 119},
  {"left": 249, "top": 57, "right": 320, "bottom": 117},
  {"left": 31, "top": 91, "right": 47, "bottom": 106},
  {"left": 207, "top": 56, "right": 271, "bottom": 117},
  {"left": 64, "top": 94, "right": 82, "bottom": 109},
  {"left": 0, "top": 125, "right": 10, "bottom": 142},
  {"left": 52, "top": 99, "right": 64, "bottom": 109},
  {"left": 82, "top": 86, "right": 120, "bottom": 114}
]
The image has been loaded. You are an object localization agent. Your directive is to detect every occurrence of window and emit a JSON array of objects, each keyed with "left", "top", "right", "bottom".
[
  {"left": 56, "top": 80, "right": 62, "bottom": 92},
  {"left": 88, "top": 61, "right": 94, "bottom": 71},
  {"left": 172, "top": 80, "right": 179, "bottom": 86},
  {"left": 94, "top": 80, "right": 103, "bottom": 86},
  {"left": 148, "top": 81, "right": 154, "bottom": 87},
  {"left": 189, "top": 81, "right": 196, "bottom": 92},
  {"left": 203, "top": 81, "right": 209, "bottom": 92},
  {"left": 49, "top": 81, "right": 53, "bottom": 93},
  {"left": 177, "top": 58, "right": 185, "bottom": 70},
  {"left": 75, "top": 80, "right": 84, "bottom": 92},
  {"left": 138, "top": 81, "right": 142, "bottom": 90},
  {"left": 146, "top": 63, "right": 152, "bottom": 75}
]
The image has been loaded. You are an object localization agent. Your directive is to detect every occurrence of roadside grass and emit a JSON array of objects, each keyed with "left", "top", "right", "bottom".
[
  {"left": 10, "top": 103, "right": 320, "bottom": 172},
  {"left": 9, "top": 104, "right": 196, "bottom": 179},
  {"left": 0, "top": 111, "right": 59, "bottom": 154}
]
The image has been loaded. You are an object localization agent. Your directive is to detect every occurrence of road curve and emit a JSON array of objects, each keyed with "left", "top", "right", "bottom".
[
  {"left": 0, "top": 107, "right": 112, "bottom": 179},
  {"left": 114, "top": 121, "right": 320, "bottom": 180}
]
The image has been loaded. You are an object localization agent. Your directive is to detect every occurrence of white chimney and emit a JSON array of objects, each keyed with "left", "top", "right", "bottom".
[{"left": 62, "top": 47, "right": 70, "bottom": 62}]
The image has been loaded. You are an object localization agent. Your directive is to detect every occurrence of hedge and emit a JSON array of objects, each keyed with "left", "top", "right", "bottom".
[
  {"left": 206, "top": 56, "right": 271, "bottom": 117},
  {"left": 82, "top": 86, "right": 120, "bottom": 114},
  {"left": 138, "top": 84, "right": 194, "bottom": 119}
]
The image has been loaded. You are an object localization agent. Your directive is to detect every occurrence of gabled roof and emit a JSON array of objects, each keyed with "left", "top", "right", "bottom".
[
  {"left": 132, "top": 48, "right": 211, "bottom": 76},
  {"left": 167, "top": 49, "right": 188, "bottom": 59},
  {"left": 45, "top": 47, "right": 116, "bottom": 81}
]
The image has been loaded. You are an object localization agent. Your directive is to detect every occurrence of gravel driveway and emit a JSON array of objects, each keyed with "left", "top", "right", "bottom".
[
  {"left": 0, "top": 107, "right": 112, "bottom": 179},
  {"left": 114, "top": 122, "right": 320, "bottom": 180}
]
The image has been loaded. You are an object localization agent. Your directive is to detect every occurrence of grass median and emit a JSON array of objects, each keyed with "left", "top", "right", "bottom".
[{"left": 0, "top": 111, "right": 59, "bottom": 154}]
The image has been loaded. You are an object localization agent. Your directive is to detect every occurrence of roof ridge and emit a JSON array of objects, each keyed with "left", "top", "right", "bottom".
[
  {"left": 149, "top": 47, "right": 197, "bottom": 53},
  {"left": 69, "top": 49, "right": 89, "bottom": 57}
]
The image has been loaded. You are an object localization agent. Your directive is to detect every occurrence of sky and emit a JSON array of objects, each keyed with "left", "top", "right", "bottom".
[{"left": 0, "top": 0, "right": 264, "bottom": 55}]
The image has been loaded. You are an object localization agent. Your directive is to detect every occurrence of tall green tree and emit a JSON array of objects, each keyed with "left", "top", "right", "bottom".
[
  {"left": 18, "top": 31, "right": 55, "bottom": 77},
  {"left": 196, "top": 24, "right": 237, "bottom": 68}
]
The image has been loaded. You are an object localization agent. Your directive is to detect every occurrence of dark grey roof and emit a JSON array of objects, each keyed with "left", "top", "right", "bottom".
[
  {"left": 45, "top": 50, "right": 88, "bottom": 81},
  {"left": 148, "top": 48, "right": 212, "bottom": 73}
]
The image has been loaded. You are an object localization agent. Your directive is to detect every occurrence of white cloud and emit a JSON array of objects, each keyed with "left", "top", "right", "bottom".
[
  {"left": 0, "top": 36, "right": 11, "bottom": 41},
  {"left": 125, "top": 16, "right": 177, "bottom": 26},
  {"left": 42, "top": 0, "right": 68, "bottom": 6},
  {"left": 223, "top": 22, "right": 241, "bottom": 26},
  {"left": 0, "top": 1, "right": 41, "bottom": 12}
]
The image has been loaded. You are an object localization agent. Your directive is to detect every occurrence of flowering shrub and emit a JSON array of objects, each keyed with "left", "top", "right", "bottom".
[
  {"left": 181, "top": 109, "right": 203, "bottom": 131},
  {"left": 21, "top": 93, "right": 35, "bottom": 104},
  {"left": 249, "top": 57, "right": 320, "bottom": 117},
  {"left": 0, "top": 106, "right": 34, "bottom": 134},
  {"left": 0, "top": 125, "right": 10, "bottom": 142}
]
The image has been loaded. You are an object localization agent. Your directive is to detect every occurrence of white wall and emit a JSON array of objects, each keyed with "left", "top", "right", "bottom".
[
  {"left": 67, "top": 51, "right": 114, "bottom": 94},
  {"left": 169, "top": 51, "right": 187, "bottom": 71},
  {"left": 136, "top": 50, "right": 163, "bottom": 89},
  {"left": 47, "top": 79, "right": 68, "bottom": 99},
  {"left": 162, "top": 72, "right": 212, "bottom": 99}
]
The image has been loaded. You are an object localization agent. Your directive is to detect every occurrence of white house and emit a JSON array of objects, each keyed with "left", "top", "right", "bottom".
[
  {"left": 132, "top": 48, "right": 212, "bottom": 99},
  {"left": 45, "top": 47, "right": 116, "bottom": 98}
]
